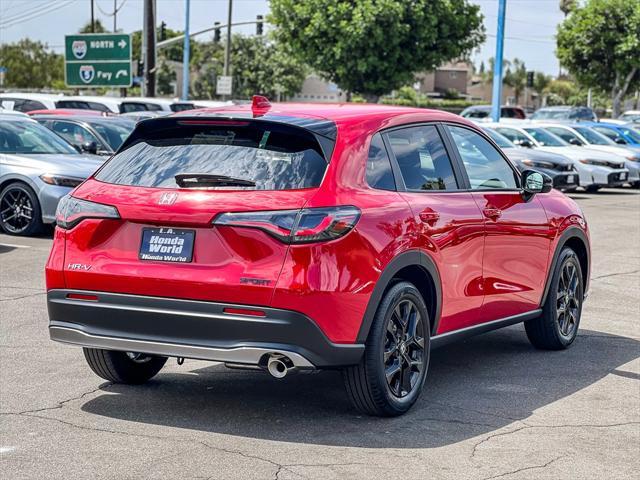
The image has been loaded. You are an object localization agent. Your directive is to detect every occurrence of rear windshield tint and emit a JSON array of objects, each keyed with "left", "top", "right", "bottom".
[{"left": 95, "top": 121, "right": 329, "bottom": 190}]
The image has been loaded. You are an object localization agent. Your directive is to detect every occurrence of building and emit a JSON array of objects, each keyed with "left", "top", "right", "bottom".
[{"left": 288, "top": 74, "right": 346, "bottom": 103}]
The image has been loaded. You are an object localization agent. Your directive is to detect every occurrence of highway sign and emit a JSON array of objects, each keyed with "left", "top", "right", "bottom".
[
  {"left": 216, "top": 76, "right": 233, "bottom": 95},
  {"left": 65, "top": 33, "right": 132, "bottom": 87}
]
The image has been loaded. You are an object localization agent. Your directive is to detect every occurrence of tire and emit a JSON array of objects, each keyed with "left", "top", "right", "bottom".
[
  {"left": 83, "top": 348, "right": 167, "bottom": 384},
  {"left": 343, "top": 281, "right": 430, "bottom": 416},
  {"left": 631, "top": 181, "right": 640, "bottom": 190},
  {"left": 525, "top": 247, "right": 584, "bottom": 350},
  {"left": 584, "top": 185, "right": 600, "bottom": 193},
  {"left": 0, "top": 182, "right": 44, "bottom": 236}
]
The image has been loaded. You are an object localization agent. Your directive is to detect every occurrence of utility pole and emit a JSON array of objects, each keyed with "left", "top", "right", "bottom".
[
  {"left": 113, "top": 0, "right": 117, "bottom": 32},
  {"left": 90, "top": 0, "right": 95, "bottom": 32},
  {"left": 223, "top": 0, "right": 233, "bottom": 100},
  {"left": 491, "top": 0, "right": 507, "bottom": 122},
  {"left": 143, "top": 0, "right": 156, "bottom": 97},
  {"left": 182, "top": 0, "right": 191, "bottom": 100}
]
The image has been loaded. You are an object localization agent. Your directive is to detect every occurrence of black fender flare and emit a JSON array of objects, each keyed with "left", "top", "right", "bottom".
[
  {"left": 356, "top": 250, "right": 442, "bottom": 343},
  {"left": 540, "top": 226, "right": 590, "bottom": 307}
]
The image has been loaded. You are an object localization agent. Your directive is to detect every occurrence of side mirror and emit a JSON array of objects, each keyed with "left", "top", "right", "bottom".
[
  {"left": 615, "top": 138, "right": 627, "bottom": 145},
  {"left": 569, "top": 138, "right": 583, "bottom": 146},
  {"left": 81, "top": 141, "right": 98, "bottom": 155},
  {"left": 515, "top": 139, "right": 534, "bottom": 148},
  {"left": 522, "top": 169, "right": 552, "bottom": 199}
]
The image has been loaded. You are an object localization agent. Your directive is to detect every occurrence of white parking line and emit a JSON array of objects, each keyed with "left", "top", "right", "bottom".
[{"left": 0, "top": 243, "right": 32, "bottom": 249}]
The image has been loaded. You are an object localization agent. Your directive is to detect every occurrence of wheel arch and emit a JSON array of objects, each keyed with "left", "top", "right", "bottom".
[
  {"left": 356, "top": 250, "right": 442, "bottom": 342},
  {"left": 541, "top": 226, "right": 590, "bottom": 306}
]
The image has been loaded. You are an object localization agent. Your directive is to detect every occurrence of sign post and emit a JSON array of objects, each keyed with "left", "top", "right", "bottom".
[{"left": 65, "top": 33, "right": 132, "bottom": 88}]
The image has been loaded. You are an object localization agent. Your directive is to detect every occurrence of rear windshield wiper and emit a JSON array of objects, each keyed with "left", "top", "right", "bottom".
[{"left": 175, "top": 173, "right": 256, "bottom": 188}]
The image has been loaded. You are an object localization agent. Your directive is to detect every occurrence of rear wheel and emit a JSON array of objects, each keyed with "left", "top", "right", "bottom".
[
  {"left": 343, "top": 281, "right": 430, "bottom": 416},
  {"left": 83, "top": 348, "right": 167, "bottom": 384},
  {"left": 0, "top": 182, "right": 43, "bottom": 236},
  {"left": 525, "top": 247, "right": 583, "bottom": 350}
]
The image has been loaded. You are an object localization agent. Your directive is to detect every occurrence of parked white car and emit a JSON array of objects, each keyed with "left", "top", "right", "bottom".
[
  {"left": 485, "top": 123, "right": 629, "bottom": 192},
  {"left": 539, "top": 123, "right": 640, "bottom": 188},
  {"left": 0, "top": 92, "right": 64, "bottom": 112}
]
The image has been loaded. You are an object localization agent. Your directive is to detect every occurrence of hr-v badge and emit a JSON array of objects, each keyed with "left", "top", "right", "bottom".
[{"left": 158, "top": 192, "right": 178, "bottom": 205}]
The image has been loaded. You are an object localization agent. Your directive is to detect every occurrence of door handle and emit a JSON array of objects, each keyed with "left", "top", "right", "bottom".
[
  {"left": 419, "top": 209, "right": 440, "bottom": 225},
  {"left": 483, "top": 207, "right": 502, "bottom": 220}
]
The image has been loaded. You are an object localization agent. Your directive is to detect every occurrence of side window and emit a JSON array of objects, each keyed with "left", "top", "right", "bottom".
[
  {"left": 88, "top": 102, "right": 111, "bottom": 112},
  {"left": 387, "top": 125, "right": 458, "bottom": 191},
  {"left": 495, "top": 127, "right": 529, "bottom": 145},
  {"left": 121, "top": 102, "right": 147, "bottom": 113},
  {"left": 366, "top": 133, "right": 395, "bottom": 191},
  {"left": 547, "top": 127, "right": 582, "bottom": 145},
  {"left": 449, "top": 126, "right": 518, "bottom": 190},
  {"left": 51, "top": 121, "right": 100, "bottom": 146}
]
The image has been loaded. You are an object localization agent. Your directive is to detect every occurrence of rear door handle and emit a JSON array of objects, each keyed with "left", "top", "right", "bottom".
[
  {"left": 419, "top": 209, "right": 440, "bottom": 225},
  {"left": 483, "top": 207, "right": 502, "bottom": 220}
]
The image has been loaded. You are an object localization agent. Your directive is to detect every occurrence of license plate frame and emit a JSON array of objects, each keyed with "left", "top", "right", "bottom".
[{"left": 139, "top": 227, "right": 195, "bottom": 263}]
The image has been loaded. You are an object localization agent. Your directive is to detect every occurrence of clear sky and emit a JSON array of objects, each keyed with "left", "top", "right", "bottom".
[{"left": 0, "top": 0, "right": 565, "bottom": 75}]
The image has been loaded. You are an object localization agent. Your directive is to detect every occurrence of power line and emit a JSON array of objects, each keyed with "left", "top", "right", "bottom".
[
  {"left": 95, "top": 0, "right": 128, "bottom": 17},
  {"left": 0, "top": 1, "right": 69, "bottom": 25},
  {"left": 0, "top": 0, "right": 77, "bottom": 29}
]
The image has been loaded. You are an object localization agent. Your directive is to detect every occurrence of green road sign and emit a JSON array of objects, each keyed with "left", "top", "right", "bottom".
[
  {"left": 65, "top": 62, "right": 132, "bottom": 87},
  {"left": 65, "top": 33, "right": 132, "bottom": 87}
]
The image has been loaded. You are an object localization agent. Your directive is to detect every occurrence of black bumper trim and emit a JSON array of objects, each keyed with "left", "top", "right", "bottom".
[{"left": 47, "top": 289, "right": 364, "bottom": 368}]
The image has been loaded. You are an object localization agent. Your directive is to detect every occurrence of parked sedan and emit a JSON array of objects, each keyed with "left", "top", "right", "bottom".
[
  {"left": 489, "top": 123, "right": 629, "bottom": 192},
  {"left": 0, "top": 115, "right": 103, "bottom": 235},
  {"left": 482, "top": 127, "right": 578, "bottom": 191},
  {"left": 34, "top": 115, "right": 135, "bottom": 155},
  {"left": 539, "top": 124, "right": 640, "bottom": 188},
  {"left": 581, "top": 122, "right": 640, "bottom": 147},
  {"left": 530, "top": 106, "right": 597, "bottom": 122}
]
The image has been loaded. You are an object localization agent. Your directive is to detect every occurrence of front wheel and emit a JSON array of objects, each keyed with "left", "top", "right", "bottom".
[
  {"left": 584, "top": 185, "right": 600, "bottom": 193},
  {"left": 343, "top": 281, "right": 430, "bottom": 416},
  {"left": 0, "top": 182, "right": 43, "bottom": 236},
  {"left": 83, "top": 348, "right": 167, "bottom": 384},
  {"left": 525, "top": 247, "right": 583, "bottom": 350}
]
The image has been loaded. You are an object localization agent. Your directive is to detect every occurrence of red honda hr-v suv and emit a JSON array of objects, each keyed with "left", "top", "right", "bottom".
[{"left": 46, "top": 98, "right": 590, "bottom": 416}]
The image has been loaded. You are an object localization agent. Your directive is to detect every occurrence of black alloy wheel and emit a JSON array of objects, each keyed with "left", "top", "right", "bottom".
[{"left": 0, "top": 182, "right": 43, "bottom": 236}]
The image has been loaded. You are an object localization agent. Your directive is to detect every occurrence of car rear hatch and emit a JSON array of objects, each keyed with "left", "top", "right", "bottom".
[{"left": 59, "top": 116, "right": 335, "bottom": 306}]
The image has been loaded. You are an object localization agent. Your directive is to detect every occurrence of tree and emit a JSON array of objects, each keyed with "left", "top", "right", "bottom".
[
  {"left": 559, "top": 0, "right": 577, "bottom": 17},
  {"left": 504, "top": 58, "right": 527, "bottom": 105},
  {"left": 193, "top": 35, "right": 306, "bottom": 100},
  {"left": 269, "top": 0, "right": 485, "bottom": 101},
  {"left": 557, "top": 0, "right": 640, "bottom": 117},
  {"left": 0, "top": 39, "right": 64, "bottom": 89},
  {"left": 79, "top": 19, "right": 108, "bottom": 33}
]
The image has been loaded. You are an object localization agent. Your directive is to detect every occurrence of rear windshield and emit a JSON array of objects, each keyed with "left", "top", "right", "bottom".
[{"left": 95, "top": 121, "right": 329, "bottom": 190}]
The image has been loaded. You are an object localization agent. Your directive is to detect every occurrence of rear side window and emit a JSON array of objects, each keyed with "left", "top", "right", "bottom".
[
  {"left": 387, "top": 125, "right": 458, "bottom": 191},
  {"left": 95, "top": 121, "right": 330, "bottom": 191},
  {"left": 366, "top": 133, "right": 395, "bottom": 190}
]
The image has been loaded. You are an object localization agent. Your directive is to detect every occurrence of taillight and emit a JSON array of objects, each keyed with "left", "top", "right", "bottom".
[
  {"left": 55, "top": 194, "right": 120, "bottom": 229},
  {"left": 213, "top": 206, "right": 361, "bottom": 244}
]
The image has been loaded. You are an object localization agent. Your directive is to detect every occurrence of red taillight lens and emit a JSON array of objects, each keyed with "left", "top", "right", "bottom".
[
  {"left": 55, "top": 195, "right": 120, "bottom": 229},
  {"left": 213, "top": 206, "right": 361, "bottom": 244}
]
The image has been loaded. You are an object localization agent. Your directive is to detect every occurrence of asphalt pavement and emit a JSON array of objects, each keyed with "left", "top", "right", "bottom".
[{"left": 1, "top": 189, "right": 639, "bottom": 480}]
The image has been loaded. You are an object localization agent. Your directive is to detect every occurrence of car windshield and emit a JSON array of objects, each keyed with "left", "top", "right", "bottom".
[
  {"left": 96, "top": 121, "right": 330, "bottom": 190},
  {"left": 573, "top": 127, "right": 615, "bottom": 145},
  {"left": 620, "top": 113, "right": 640, "bottom": 122},
  {"left": 523, "top": 128, "right": 567, "bottom": 146},
  {"left": 530, "top": 109, "right": 569, "bottom": 120},
  {"left": 483, "top": 128, "right": 514, "bottom": 148},
  {"left": 463, "top": 108, "right": 490, "bottom": 119},
  {"left": 88, "top": 120, "right": 135, "bottom": 150},
  {"left": 0, "top": 120, "right": 77, "bottom": 154}
]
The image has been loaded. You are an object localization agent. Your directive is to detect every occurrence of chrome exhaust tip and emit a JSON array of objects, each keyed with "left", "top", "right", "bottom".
[{"left": 266, "top": 354, "right": 294, "bottom": 379}]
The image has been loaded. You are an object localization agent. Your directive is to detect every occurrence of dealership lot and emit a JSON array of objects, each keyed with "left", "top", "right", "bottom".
[{"left": 1, "top": 189, "right": 638, "bottom": 479}]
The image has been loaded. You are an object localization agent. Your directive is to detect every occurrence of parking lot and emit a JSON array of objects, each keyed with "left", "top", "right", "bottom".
[{"left": 0, "top": 189, "right": 638, "bottom": 480}]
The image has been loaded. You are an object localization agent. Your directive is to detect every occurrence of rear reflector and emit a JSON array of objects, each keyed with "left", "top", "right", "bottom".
[
  {"left": 66, "top": 293, "right": 99, "bottom": 301},
  {"left": 223, "top": 307, "right": 266, "bottom": 317}
]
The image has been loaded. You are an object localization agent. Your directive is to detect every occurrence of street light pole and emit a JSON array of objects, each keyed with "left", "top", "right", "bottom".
[
  {"left": 182, "top": 0, "right": 191, "bottom": 100},
  {"left": 491, "top": 0, "right": 507, "bottom": 122}
]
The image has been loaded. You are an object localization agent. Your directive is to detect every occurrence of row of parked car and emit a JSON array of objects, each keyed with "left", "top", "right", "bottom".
[{"left": 1, "top": 93, "right": 639, "bottom": 236}]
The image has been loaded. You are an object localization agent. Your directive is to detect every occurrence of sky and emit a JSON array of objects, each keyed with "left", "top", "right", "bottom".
[{"left": 0, "top": 0, "right": 565, "bottom": 76}]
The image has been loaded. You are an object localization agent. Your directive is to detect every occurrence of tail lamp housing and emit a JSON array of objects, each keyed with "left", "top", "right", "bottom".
[
  {"left": 56, "top": 195, "right": 120, "bottom": 229},
  {"left": 213, "top": 206, "right": 361, "bottom": 244}
]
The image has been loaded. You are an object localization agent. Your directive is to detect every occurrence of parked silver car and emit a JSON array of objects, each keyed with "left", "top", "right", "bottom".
[{"left": 0, "top": 115, "right": 103, "bottom": 235}]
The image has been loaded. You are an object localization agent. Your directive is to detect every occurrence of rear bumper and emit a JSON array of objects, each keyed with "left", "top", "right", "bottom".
[{"left": 47, "top": 289, "right": 364, "bottom": 368}]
